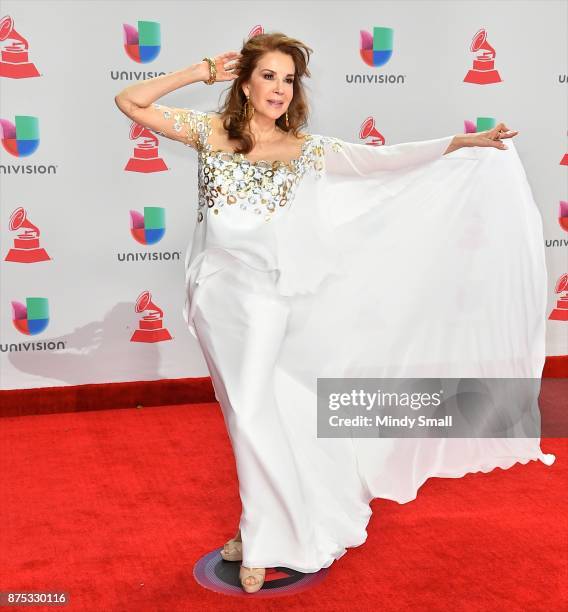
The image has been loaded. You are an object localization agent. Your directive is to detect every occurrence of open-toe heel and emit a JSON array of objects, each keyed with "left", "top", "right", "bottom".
[
  {"left": 239, "top": 565, "right": 265, "bottom": 593},
  {"left": 220, "top": 537, "right": 242, "bottom": 561}
]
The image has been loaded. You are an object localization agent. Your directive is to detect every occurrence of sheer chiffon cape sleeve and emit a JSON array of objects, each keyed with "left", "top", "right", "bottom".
[
  {"left": 272, "top": 135, "right": 548, "bottom": 382},
  {"left": 273, "top": 134, "right": 457, "bottom": 298}
]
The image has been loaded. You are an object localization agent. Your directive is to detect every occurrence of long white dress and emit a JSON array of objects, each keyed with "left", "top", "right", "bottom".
[{"left": 151, "top": 106, "right": 555, "bottom": 573}]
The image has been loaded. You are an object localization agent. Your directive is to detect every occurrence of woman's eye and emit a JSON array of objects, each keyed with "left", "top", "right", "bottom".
[{"left": 263, "top": 74, "right": 294, "bottom": 84}]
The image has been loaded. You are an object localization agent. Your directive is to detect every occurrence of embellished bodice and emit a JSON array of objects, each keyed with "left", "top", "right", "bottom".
[
  {"left": 197, "top": 134, "right": 319, "bottom": 224},
  {"left": 149, "top": 104, "right": 343, "bottom": 223},
  {"left": 148, "top": 104, "right": 344, "bottom": 281}
]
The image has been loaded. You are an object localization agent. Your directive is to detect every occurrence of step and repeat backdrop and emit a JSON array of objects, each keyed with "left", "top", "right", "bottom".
[{"left": 1, "top": 1, "right": 566, "bottom": 390}]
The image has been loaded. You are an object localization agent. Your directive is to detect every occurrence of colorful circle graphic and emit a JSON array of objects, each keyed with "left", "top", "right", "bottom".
[{"left": 193, "top": 547, "right": 328, "bottom": 598}]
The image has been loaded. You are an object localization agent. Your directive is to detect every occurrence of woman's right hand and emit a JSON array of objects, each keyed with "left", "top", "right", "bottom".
[{"left": 202, "top": 51, "right": 242, "bottom": 82}]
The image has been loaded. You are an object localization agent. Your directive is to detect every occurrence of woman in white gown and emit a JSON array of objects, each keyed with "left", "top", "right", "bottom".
[{"left": 115, "top": 33, "right": 555, "bottom": 593}]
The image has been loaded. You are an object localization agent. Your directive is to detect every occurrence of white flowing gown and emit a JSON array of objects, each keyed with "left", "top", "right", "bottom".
[{"left": 150, "top": 105, "right": 555, "bottom": 573}]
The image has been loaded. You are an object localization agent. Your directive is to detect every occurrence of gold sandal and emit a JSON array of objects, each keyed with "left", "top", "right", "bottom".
[
  {"left": 220, "top": 536, "right": 242, "bottom": 561},
  {"left": 239, "top": 565, "right": 266, "bottom": 593}
]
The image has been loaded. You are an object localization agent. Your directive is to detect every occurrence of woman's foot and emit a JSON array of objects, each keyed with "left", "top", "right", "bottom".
[
  {"left": 239, "top": 565, "right": 266, "bottom": 593},
  {"left": 220, "top": 528, "right": 242, "bottom": 562}
]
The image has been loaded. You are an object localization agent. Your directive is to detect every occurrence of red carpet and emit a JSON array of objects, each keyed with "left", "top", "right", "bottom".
[
  {"left": 0, "top": 352, "right": 565, "bottom": 418},
  {"left": 0, "top": 402, "right": 565, "bottom": 611}
]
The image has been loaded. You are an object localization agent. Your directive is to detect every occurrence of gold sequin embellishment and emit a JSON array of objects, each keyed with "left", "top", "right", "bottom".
[
  {"left": 195, "top": 118, "right": 343, "bottom": 223},
  {"left": 150, "top": 104, "right": 213, "bottom": 151},
  {"left": 148, "top": 106, "right": 344, "bottom": 222}
]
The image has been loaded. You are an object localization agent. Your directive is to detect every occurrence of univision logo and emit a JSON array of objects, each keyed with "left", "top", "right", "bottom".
[
  {"left": 464, "top": 116, "right": 497, "bottom": 133},
  {"left": 559, "top": 201, "right": 568, "bottom": 232},
  {"left": 110, "top": 69, "right": 166, "bottom": 81},
  {"left": 0, "top": 115, "right": 39, "bottom": 156},
  {"left": 116, "top": 206, "right": 181, "bottom": 262},
  {"left": 130, "top": 206, "right": 165, "bottom": 245},
  {"left": 347, "top": 26, "right": 405, "bottom": 85},
  {"left": 11, "top": 296, "right": 49, "bottom": 334},
  {"left": 123, "top": 20, "right": 161, "bottom": 63},
  {"left": 2, "top": 296, "right": 66, "bottom": 352},
  {"left": 545, "top": 201, "right": 568, "bottom": 248},
  {"left": 0, "top": 114, "right": 57, "bottom": 174},
  {"left": 110, "top": 21, "right": 164, "bottom": 80},
  {"left": 360, "top": 27, "right": 393, "bottom": 67}
]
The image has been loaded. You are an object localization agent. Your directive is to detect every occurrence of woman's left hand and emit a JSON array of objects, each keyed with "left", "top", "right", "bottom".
[{"left": 461, "top": 122, "right": 519, "bottom": 150}]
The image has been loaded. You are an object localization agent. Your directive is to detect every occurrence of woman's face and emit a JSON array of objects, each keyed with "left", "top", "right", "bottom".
[{"left": 242, "top": 50, "right": 296, "bottom": 120}]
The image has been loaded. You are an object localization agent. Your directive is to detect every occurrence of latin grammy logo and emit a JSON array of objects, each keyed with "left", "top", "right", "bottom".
[
  {"left": 549, "top": 273, "right": 568, "bottom": 321},
  {"left": 4, "top": 207, "right": 50, "bottom": 263},
  {"left": 0, "top": 15, "right": 40, "bottom": 79},
  {"left": 130, "top": 290, "right": 172, "bottom": 342},
  {"left": 124, "top": 122, "right": 168, "bottom": 173},
  {"left": 360, "top": 116, "right": 385, "bottom": 146},
  {"left": 463, "top": 28, "right": 502, "bottom": 85},
  {"left": 248, "top": 24, "right": 264, "bottom": 38}
]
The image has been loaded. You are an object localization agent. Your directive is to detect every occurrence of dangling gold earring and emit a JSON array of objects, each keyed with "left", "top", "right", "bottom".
[
  {"left": 285, "top": 110, "right": 289, "bottom": 128},
  {"left": 243, "top": 94, "right": 255, "bottom": 121}
]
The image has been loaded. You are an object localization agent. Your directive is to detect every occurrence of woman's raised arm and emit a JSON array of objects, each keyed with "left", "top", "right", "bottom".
[{"left": 114, "top": 52, "right": 240, "bottom": 149}]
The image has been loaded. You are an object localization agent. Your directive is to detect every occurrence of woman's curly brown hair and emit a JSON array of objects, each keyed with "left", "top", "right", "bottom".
[{"left": 215, "top": 32, "right": 313, "bottom": 155}]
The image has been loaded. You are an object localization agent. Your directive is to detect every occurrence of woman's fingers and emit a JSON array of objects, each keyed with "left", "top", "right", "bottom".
[
  {"left": 492, "top": 137, "right": 508, "bottom": 149},
  {"left": 211, "top": 51, "right": 242, "bottom": 80},
  {"left": 497, "top": 124, "right": 519, "bottom": 136},
  {"left": 500, "top": 130, "right": 519, "bottom": 139},
  {"left": 222, "top": 52, "right": 242, "bottom": 71}
]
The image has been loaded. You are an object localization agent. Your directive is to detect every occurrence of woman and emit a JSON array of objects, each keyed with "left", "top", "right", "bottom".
[{"left": 115, "top": 33, "right": 555, "bottom": 594}]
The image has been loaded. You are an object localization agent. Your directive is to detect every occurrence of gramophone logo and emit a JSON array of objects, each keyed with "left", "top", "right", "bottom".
[
  {"left": 123, "top": 20, "right": 161, "bottom": 63},
  {"left": 4, "top": 206, "right": 50, "bottom": 263},
  {"left": 248, "top": 24, "right": 264, "bottom": 38},
  {"left": 359, "top": 117, "right": 385, "bottom": 145},
  {"left": 130, "top": 206, "right": 165, "bottom": 245},
  {"left": 464, "top": 28, "right": 502, "bottom": 84},
  {"left": 130, "top": 290, "right": 172, "bottom": 342},
  {"left": 0, "top": 115, "right": 39, "bottom": 156},
  {"left": 360, "top": 27, "right": 393, "bottom": 67},
  {"left": 0, "top": 15, "right": 40, "bottom": 78},
  {"left": 464, "top": 116, "right": 496, "bottom": 133},
  {"left": 124, "top": 121, "right": 167, "bottom": 173},
  {"left": 548, "top": 273, "right": 568, "bottom": 321},
  {"left": 559, "top": 201, "right": 568, "bottom": 232},
  {"left": 561, "top": 131, "right": 568, "bottom": 166},
  {"left": 12, "top": 297, "right": 49, "bottom": 335}
]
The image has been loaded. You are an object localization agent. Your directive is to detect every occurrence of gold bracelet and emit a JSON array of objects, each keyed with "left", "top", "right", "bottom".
[{"left": 202, "top": 57, "right": 216, "bottom": 85}]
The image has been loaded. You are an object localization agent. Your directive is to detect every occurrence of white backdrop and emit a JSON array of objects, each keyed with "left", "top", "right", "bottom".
[{"left": 1, "top": 0, "right": 566, "bottom": 390}]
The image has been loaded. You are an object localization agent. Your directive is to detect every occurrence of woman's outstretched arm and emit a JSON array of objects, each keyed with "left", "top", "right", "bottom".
[
  {"left": 324, "top": 135, "right": 457, "bottom": 176},
  {"left": 322, "top": 123, "right": 518, "bottom": 176}
]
